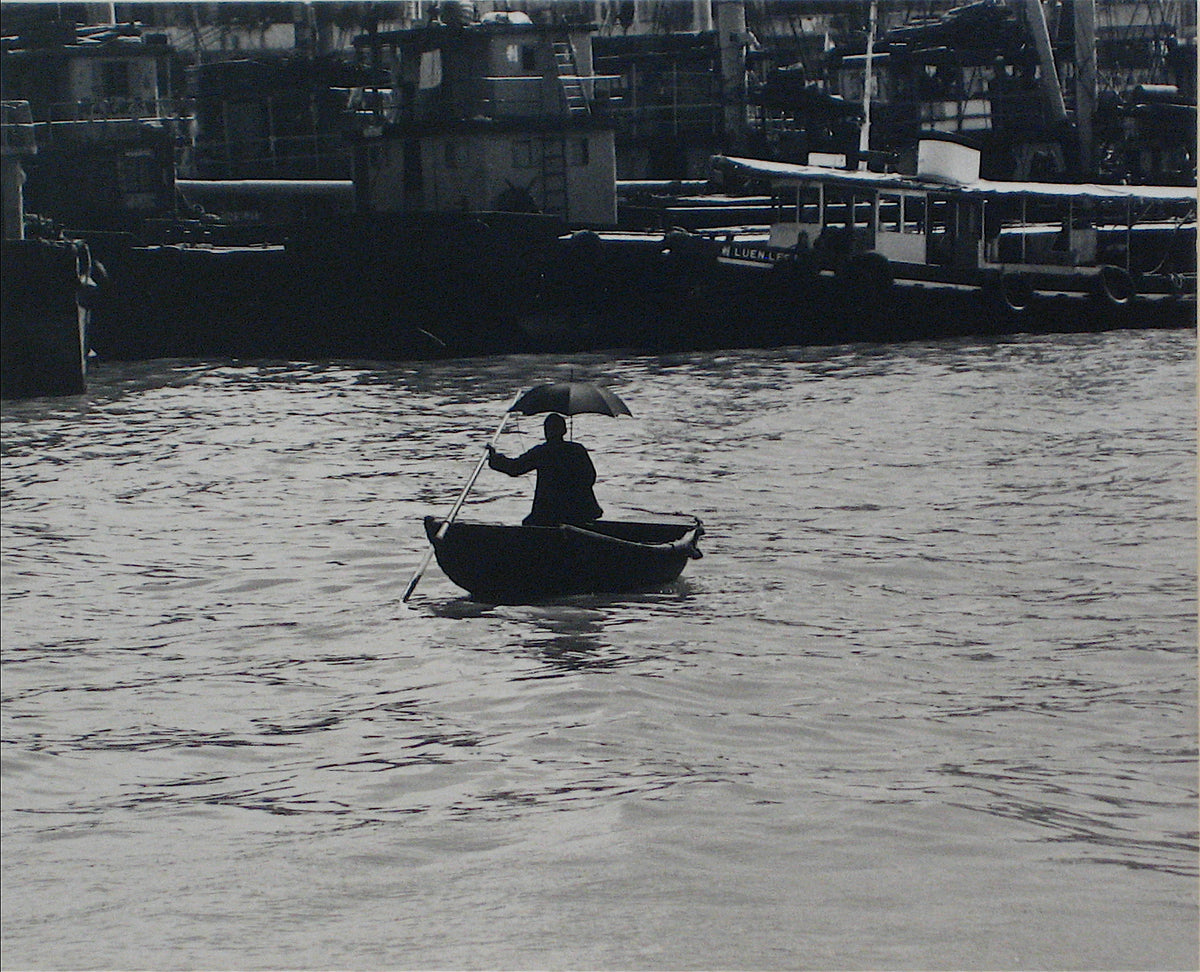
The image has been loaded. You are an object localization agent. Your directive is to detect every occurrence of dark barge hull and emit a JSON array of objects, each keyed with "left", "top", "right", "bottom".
[
  {"left": 515, "top": 230, "right": 1197, "bottom": 354},
  {"left": 81, "top": 215, "right": 1195, "bottom": 364},
  {"left": 1, "top": 238, "right": 89, "bottom": 399},
  {"left": 424, "top": 514, "right": 703, "bottom": 603},
  {"left": 85, "top": 212, "right": 565, "bottom": 362}
]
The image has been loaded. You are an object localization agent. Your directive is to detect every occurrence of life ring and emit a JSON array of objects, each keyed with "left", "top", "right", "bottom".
[
  {"left": 996, "top": 271, "right": 1033, "bottom": 314},
  {"left": 1095, "top": 264, "right": 1135, "bottom": 306}
]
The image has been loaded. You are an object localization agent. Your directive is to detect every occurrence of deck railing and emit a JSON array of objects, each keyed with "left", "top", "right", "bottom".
[
  {"left": 34, "top": 98, "right": 194, "bottom": 124},
  {"left": 188, "top": 131, "right": 353, "bottom": 180}
]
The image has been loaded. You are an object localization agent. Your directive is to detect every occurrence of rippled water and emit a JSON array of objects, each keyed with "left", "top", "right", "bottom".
[{"left": 2, "top": 330, "right": 1196, "bottom": 971}]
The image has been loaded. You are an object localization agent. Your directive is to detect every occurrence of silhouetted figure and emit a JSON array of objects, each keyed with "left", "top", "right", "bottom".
[{"left": 487, "top": 413, "right": 603, "bottom": 526}]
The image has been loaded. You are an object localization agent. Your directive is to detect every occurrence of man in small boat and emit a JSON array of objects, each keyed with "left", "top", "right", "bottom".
[{"left": 486, "top": 413, "right": 604, "bottom": 527}]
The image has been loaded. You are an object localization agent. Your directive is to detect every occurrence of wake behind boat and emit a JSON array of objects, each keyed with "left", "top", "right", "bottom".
[{"left": 424, "top": 514, "right": 703, "bottom": 603}]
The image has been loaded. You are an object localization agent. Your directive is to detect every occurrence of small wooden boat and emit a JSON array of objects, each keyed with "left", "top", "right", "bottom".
[{"left": 423, "top": 513, "right": 703, "bottom": 602}]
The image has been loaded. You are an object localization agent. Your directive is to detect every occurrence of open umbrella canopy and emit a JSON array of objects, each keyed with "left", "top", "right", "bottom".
[{"left": 509, "top": 382, "right": 632, "bottom": 418}]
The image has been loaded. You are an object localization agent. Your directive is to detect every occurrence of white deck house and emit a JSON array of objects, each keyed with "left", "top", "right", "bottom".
[{"left": 349, "top": 12, "right": 619, "bottom": 227}]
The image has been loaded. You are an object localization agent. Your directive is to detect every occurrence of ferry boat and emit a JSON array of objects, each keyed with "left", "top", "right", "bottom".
[{"left": 708, "top": 138, "right": 1196, "bottom": 336}]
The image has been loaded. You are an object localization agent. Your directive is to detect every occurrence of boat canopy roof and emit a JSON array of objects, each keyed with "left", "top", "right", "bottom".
[{"left": 715, "top": 156, "right": 1198, "bottom": 205}]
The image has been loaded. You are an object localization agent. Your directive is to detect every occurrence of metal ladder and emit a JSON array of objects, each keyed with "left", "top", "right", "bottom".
[
  {"left": 541, "top": 137, "right": 568, "bottom": 218},
  {"left": 553, "top": 41, "right": 589, "bottom": 116}
]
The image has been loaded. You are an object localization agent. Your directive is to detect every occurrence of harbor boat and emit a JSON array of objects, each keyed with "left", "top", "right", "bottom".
[
  {"left": 422, "top": 514, "right": 704, "bottom": 603},
  {"left": 709, "top": 138, "right": 1196, "bottom": 335},
  {"left": 517, "top": 139, "right": 1196, "bottom": 355}
]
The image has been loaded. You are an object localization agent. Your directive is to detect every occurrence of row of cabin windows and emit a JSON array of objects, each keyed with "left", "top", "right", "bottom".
[
  {"left": 775, "top": 187, "right": 960, "bottom": 236},
  {"left": 773, "top": 186, "right": 1182, "bottom": 240},
  {"left": 444, "top": 137, "right": 590, "bottom": 169}
]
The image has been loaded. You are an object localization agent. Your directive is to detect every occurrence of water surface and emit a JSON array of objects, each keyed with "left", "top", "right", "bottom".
[{"left": 2, "top": 330, "right": 1196, "bottom": 970}]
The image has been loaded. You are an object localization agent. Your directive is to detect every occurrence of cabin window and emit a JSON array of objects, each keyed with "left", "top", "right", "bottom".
[
  {"left": 879, "top": 194, "right": 902, "bottom": 233},
  {"left": 853, "top": 192, "right": 874, "bottom": 230},
  {"left": 800, "top": 185, "right": 820, "bottom": 223},
  {"left": 512, "top": 139, "right": 536, "bottom": 168},
  {"left": 960, "top": 205, "right": 980, "bottom": 239},
  {"left": 521, "top": 45, "right": 538, "bottom": 72},
  {"left": 824, "top": 186, "right": 851, "bottom": 228},
  {"left": 902, "top": 196, "right": 925, "bottom": 233},
  {"left": 1027, "top": 198, "right": 1059, "bottom": 226},
  {"left": 778, "top": 187, "right": 796, "bottom": 222},
  {"left": 1094, "top": 199, "right": 1125, "bottom": 229},
  {"left": 929, "top": 197, "right": 952, "bottom": 234},
  {"left": 506, "top": 43, "right": 520, "bottom": 64},
  {"left": 927, "top": 195, "right": 956, "bottom": 265},
  {"left": 771, "top": 191, "right": 787, "bottom": 223},
  {"left": 419, "top": 50, "right": 443, "bottom": 90},
  {"left": 777, "top": 186, "right": 805, "bottom": 222},
  {"left": 568, "top": 137, "right": 589, "bottom": 166}
]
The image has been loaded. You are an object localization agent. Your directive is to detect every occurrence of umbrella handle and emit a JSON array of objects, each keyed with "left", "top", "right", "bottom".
[{"left": 402, "top": 402, "right": 516, "bottom": 603}]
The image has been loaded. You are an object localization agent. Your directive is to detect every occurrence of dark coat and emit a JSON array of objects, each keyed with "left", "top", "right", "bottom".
[{"left": 488, "top": 439, "right": 603, "bottom": 526}]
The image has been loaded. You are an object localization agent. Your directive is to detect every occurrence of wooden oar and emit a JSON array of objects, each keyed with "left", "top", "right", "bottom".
[{"left": 402, "top": 403, "right": 515, "bottom": 603}]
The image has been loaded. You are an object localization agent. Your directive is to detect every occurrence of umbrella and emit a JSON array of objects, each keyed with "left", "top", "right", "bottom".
[{"left": 510, "top": 382, "right": 632, "bottom": 418}]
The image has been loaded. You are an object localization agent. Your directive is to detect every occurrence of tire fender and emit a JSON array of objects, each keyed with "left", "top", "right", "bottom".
[
  {"left": 1095, "top": 264, "right": 1135, "bottom": 306},
  {"left": 74, "top": 242, "right": 100, "bottom": 309},
  {"left": 997, "top": 271, "right": 1032, "bottom": 314}
]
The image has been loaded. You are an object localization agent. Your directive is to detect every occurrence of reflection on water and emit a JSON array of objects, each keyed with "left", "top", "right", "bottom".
[
  {"left": 1, "top": 331, "right": 1196, "bottom": 971},
  {"left": 521, "top": 614, "right": 626, "bottom": 677}
]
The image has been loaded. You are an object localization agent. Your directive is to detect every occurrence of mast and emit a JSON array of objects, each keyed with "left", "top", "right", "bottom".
[
  {"left": 1073, "top": 0, "right": 1097, "bottom": 175},
  {"left": 716, "top": 0, "right": 748, "bottom": 149},
  {"left": 632, "top": 0, "right": 653, "bottom": 33},
  {"left": 858, "top": 0, "right": 876, "bottom": 169},
  {"left": 1017, "top": 0, "right": 1068, "bottom": 124}
]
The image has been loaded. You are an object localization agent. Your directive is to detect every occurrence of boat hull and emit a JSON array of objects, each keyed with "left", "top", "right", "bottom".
[
  {"left": 424, "top": 515, "right": 703, "bottom": 602},
  {"left": 1, "top": 238, "right": 90, "bottom": 399}
]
